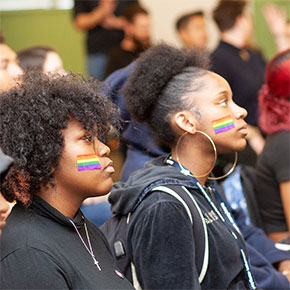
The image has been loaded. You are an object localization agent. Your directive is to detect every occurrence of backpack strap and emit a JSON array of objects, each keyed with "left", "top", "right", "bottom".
[{"left": 150, "top": 185, "right": 209, "bottom": 284}]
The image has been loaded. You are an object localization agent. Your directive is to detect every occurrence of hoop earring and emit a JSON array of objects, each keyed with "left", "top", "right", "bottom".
[
  {"left": 175, "top": 130, "right": 217, "bottom": 178},
  {"left": 175, "top": 130, "right": 238, "bottom": 180},
  {"left": 207, "top": 151, "right": 238, "bottom": 180}
]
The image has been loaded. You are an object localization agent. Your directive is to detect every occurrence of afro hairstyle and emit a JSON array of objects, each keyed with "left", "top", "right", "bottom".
[
  {"left": 0, "top": 72, "right": 119, "bottom": 205},
  {"left": 123, "top": 43, "right": 210, "bottom": 147}
]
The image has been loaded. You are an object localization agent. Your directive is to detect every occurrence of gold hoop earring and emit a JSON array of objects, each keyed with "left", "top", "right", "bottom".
[
  {"left": 175, "top": 130, "right": 217, "bottom": 178},
  {"left": 207, "top": 151, "right": 238, "bottom": 180},
  {"left": 175, "top": 130, "right": 238, "bottom": 180}
]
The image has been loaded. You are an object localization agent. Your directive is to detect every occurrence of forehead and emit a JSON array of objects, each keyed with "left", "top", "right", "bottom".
[
  {"left": 133, "top": 13, "right": 150, "bottom": 24},
  {"left": 188, "top": 15, "right": 206, "bottom": 26},
  {"left": 45, "top": 51, "right": 62, "bottom": 65},
  {"left": 189, "top": 72, "right": 232, "bottom": 103},
  {"left": 0, "top": 44, "right": 16, "bottom": 62}
]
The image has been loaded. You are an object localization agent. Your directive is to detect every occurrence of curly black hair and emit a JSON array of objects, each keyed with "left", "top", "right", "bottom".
[
  {"left": 0, "top": 72, "right": 119, "bottom": 205},
  {"left": 123, "top": 43, "right": 210, "bottom": 147}
]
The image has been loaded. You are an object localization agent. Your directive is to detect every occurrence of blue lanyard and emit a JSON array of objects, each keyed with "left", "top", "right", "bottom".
[{"left": 165, "top": 156, "right": 257, "bottom": 290}]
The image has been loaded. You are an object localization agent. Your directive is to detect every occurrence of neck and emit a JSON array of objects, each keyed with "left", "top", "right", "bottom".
[
  {"left": 37, "top": 185, "right": 83, "bottom": 218},
  {"left": 221, "top": 29, "right": 246, "bottom": 49},
  {"left": 171, "top": 134, "right": 215, "bottom": 185}
]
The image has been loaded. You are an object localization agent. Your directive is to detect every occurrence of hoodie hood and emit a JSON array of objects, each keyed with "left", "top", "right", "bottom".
[
  {"left": 0, "top": 148, "right": 14, "bottom": 184},
  {"left": 109, "top": 155, "right": 194, "bottom": 215}
]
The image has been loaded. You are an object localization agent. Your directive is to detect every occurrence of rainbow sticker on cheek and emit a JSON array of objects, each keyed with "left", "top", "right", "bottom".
[
  {"left": 212, "top": 115, "right": 235, "bottom": 134},
  {"left": 77, "top": 154, "right": 102, "bottom": 171}
]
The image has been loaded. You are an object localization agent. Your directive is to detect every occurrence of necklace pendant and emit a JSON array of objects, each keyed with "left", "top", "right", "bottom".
[{"left": 92, "top": 256, "right": 102, "bottom": 271}]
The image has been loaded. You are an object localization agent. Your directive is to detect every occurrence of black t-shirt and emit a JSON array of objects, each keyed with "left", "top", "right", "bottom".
[
  {"left": 73, "top": 0, "right": 137, "bottom": 54},
  {"left": 0, "top": 196, "right": 134, "bottom": 289},
  {"left": 211, "top": 41, "right": 266, "bottom": 126},
  {"left": 256, "top": 130, "right": 290, "bottom": 233},
  {"left": 105, "top": 45, "right": 139, "bottom": 77}
]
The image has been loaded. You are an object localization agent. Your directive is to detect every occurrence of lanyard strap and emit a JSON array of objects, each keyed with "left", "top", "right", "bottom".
[{"left": 165, "top": 156, "right": 257, "bottom": 290}]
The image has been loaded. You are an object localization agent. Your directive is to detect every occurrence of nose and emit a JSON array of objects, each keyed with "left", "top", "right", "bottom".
[
  {"left": 9, "top": 62, "right": 23, "bottom": 78},
  {"left": 95, "top": 140, "right": 111, "bottom": 157},
  {"left": 234, "top": 103, "right": 248, "bottom": 119}
]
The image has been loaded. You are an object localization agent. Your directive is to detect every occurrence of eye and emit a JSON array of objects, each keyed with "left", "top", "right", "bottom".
[
  {"left": 0, "top": 60, "right": 8, "bottom": 70},
  {"left": 219, "top": 99, "right": 228, "bottom": 106},
  {"left": 83, "top": 134, "right": 92, "bottom": 143}
]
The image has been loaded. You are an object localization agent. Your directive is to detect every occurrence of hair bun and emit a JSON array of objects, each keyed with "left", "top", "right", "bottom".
[{"left": 123, "top": 43, "right": 209, "bottom": 122}]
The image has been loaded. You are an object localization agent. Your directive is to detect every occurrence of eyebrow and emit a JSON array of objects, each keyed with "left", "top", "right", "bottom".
[{"left": 216, "top": 90, "right": 229, "bottom": 97}]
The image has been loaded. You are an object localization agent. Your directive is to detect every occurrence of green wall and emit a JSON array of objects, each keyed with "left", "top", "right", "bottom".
[
  {"left": 254, "top": 0, "right": 290, "bottom": 60},
  {"left": 0, "top": 9, "right": 86, "bottom": 75}
]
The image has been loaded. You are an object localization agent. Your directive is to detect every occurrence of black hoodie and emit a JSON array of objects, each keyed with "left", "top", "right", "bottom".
[
  {"left": 0, "top": 196, "right": 134, "bottom": 289},
  {"left": 109, "top": 156, "right": 249, "bottom": 289}
]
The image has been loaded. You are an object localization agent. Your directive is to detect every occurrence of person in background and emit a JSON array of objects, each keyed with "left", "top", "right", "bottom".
[
  {"left": 0, "top": 149, "right": 13, "bottom": 236},
  {"left": 262, "top": 3, "right": 290, "bottom": 52},
  {"left": 256, "top": 49, "right": 290, "bottom": 245},
  {"left": 0, "top": 30, "right": 23, "bottom": 232},
  {"left": 105, "top": 2, "right": 151, "bottom": 78},
  {"left": 176, "top": 11, "right": 208, "bottom": 51},
  {"left": 211, "top": 0, "right": 265, "bottom": 169},
  {"left": 73, "top": 0, "right": 137, "bottom": 80},
  {"left": 0, "top": 30, "right": 22, "bottom": 92},
  {"left": 0, "top": 72, "right": 134, "bottom": 289},
  {"left": 17, "top": 45, "right": 65, "bottom": 75}
]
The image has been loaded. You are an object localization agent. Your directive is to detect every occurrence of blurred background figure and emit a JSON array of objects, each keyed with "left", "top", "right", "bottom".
[
  {"left": 105, "top": 2, "right": 151, "bottom": 77},
  {"left": 73, "top": 0, "right": 137, "bottom": 80},
  {"left": 176, "top": 11, "right": 208, "bottom": 51},
  {"left": 0, "top": 30, "right": 23, "bottom": 92},
  {"left": 211, "top": 0, "right": 266, "bottom": 172},
  {"left": 262, "top": 3, "right": 290, "bottom": 52},
  {"left": 256, "top": 49, "right": 290, "bottom": 245},
  {"left": 0, "top": 149, "right": 14, "bottom": 237},
  {"left": 17, "top": 46, "right": 66, "bottom": 75},
  {"left": 0, "top": 30, "right": 22, "bottom": 235}
]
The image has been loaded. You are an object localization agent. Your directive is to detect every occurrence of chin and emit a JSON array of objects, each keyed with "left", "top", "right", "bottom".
[
  {"left": 236, "top": 140, "right": 248, "bottom": 152},
  {"left": 218, "top": 141, "right": 247, "bottom": 154}
]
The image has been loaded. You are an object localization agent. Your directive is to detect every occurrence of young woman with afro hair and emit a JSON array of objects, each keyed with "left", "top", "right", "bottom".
[
  {"left": 256, "top": 49, "right": 290, "bottom": 244},
  {"left": 0, "top": 73, "right": 134, "bottom": 290},
  {"left": 106, "top": 43, "right": 260, "bottom": 289}
]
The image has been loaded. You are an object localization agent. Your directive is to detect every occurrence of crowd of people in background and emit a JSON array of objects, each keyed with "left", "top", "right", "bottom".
[{"left": 0, "top": 0, "right": 290, "bottom": 289}]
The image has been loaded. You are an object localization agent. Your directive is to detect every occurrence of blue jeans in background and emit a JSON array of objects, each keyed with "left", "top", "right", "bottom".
[{"left": 87, "top": 53, "right": 108, "bottom": 80}]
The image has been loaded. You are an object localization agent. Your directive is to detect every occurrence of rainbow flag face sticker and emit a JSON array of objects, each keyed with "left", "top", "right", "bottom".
[
  {"left": 77, "top": 154, "right": 102, "bottom": 171},
  {"left": 212, "top": 115, "right": 235, "bottom": 134}
]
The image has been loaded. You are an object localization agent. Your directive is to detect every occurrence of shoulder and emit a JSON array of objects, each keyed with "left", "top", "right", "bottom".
[
  {"left": 263, "top": 131, "right": 290, "bottom": 157},
  {"left": 1, "top": 247, "right": 69, "bottom": 289},
  {"left": 268, "top": 131, "right": 290, "bottom": 144},
  {"left": 130, "top": 186, "right": 203, "bottom": 230}
]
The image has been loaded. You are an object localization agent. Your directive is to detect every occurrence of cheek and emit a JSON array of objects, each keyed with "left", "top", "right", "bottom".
[
  {"left": 211, "top": 115, "right": 235, "bottom": 135},
  {"left": 0, "top": 72, "right": 12, "bottom": 90},
  {"left": 58, "top": 151, "right": 79, "bottom": 175}
]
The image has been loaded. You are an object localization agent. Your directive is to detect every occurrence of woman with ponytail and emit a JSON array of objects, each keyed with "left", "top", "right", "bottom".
[
  {"left": 108, "top": 44, "right": 258, "bottom": 289},
  {"left": 256, "top": 49, "right": 290, "bottom": 244}
]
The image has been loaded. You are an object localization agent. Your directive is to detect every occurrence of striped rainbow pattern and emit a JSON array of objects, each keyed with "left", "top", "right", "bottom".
[
  {"left": 212, "top": 115, "right": 235, "bottom": 134},
  {"left": 77, "top": 153, "right": 102, "bottom": 171}
]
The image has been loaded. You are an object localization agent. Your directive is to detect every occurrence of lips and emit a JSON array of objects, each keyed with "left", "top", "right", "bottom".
[
  {"left": 103, "top": 160, "right": 115, "bottom": 174},
  {"left": 238, "top": 124, "right": 248, "bottom": 136}
]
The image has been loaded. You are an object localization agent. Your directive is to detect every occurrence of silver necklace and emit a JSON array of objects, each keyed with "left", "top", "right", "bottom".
[{"left": 69, "top": 218, "right": 102, "bottom": 271}]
